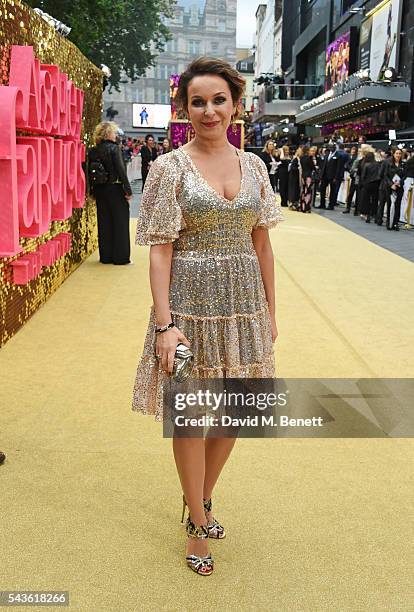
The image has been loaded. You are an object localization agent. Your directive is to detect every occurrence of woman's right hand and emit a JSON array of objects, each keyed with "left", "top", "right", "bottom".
[{"left": 155, "top": 326, "right": 191, "bottom": 374}]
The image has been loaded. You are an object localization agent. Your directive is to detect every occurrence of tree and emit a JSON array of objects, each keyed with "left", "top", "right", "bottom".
[{"left": 26, "top": 0, "right": 176, "bottom": 89}]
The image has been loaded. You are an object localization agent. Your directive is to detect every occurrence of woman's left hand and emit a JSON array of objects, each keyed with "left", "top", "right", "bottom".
[{"left": 270, "top": 317, "right": 278, "bottom": 343}]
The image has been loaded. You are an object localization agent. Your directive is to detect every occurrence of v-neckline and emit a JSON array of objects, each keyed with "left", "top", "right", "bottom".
[{"left": 179, "top": 146, "right": 244, "bottom": 204}]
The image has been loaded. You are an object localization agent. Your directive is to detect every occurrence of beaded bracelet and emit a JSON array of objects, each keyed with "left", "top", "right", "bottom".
[{"left": 155, "top": 321, "right": 175, "bottom": 334}]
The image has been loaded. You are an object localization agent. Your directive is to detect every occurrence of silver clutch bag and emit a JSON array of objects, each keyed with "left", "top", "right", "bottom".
[{"left": 170, "top": 343, "right": 194, "bottom": 382}]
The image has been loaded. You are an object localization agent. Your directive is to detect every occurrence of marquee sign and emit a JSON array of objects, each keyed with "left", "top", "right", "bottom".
[{"left": 0, "top": 45, "right": 85, "bottom": 263}]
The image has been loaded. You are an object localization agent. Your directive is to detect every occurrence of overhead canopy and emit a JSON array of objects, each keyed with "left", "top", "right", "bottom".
[
  {"left": 253, "top": 100, "right": 303, "bottom": 123},
  {"left": 296, "top": 83, "right": 411, "bottom": 125}
]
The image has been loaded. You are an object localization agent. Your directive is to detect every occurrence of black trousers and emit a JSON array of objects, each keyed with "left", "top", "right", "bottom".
[
  {"left": 375, "top": 187, "right": 388, "bottom": 224},
  {"left": 269, "top": 173, "right": 276, "bottom": 192},
  {"left": 94, "top": 184, "right": 131, "bottom": 265},
  {"left": 328, "top": 179, "right": 340, "bottom": 208},
  {"left": 278, "top": 174, "right": 289, "bottom": 206},
  {"left": 386, "top": 188, "right": 403, "bottom": 228},
  {"left": 361, "top": 181, "right": 380, "bottom": 218},
  {"left": 320, "top": 178, "right": 338, "bottom": 207},
  {"left": 141, "top": 167, "right": 149, "bottom": 191}
]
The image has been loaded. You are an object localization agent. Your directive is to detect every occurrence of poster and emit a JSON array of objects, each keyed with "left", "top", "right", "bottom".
[
  {"left": 359, "top": 16, "right": 372, "bottom": 72},
  {"left": 359, "top": 0, "right": 402, "bottom": 81},
  {"left": 325, "top": 32, "right": 351, "bottom": 91}
]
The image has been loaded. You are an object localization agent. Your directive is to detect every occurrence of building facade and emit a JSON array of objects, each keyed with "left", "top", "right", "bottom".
[
  {"left": 236, "top": 54, "right": 255, "bottom": 113},
  {"left": 104, "top": 0, "right": 237, "bottom": 137},
  {"left": 287, "top": 0, "right": 414, "bottom": 145}
]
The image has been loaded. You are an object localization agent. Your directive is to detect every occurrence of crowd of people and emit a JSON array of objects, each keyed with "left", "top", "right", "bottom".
[
  {"left": 120, "top": 135, "right": 171, "bottom": 164},
  {"left": 120, "top": 135, "right": 172, "bottom": 190},
  {"left": 259, "top": 139, "right": 414, "bottom": 230}
]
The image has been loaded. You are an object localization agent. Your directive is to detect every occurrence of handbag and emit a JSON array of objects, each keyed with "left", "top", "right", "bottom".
[
  {"left": 156, "top": 343, "right": 194, "bottom": 382},
  {"left": 170, "top": 343, "right": 194, "bottom": 381}
]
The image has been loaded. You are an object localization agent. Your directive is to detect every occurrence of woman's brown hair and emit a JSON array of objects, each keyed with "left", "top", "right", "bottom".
[{"left": 175, "top": 57, "right": 246, "bottom": 119}]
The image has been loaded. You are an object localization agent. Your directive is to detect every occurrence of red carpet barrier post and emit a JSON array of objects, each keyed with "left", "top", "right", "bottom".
[{"left": 0, "top": 0, "right": 102, "bottom": 346}]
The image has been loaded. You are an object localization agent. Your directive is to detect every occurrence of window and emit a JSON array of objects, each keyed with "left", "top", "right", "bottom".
[
  {"left": 161, "top": 90, "right": 170, "bottom": 105},
  {"left": 166, "top": 38, "right": 178, "bottom": 53},
  {"left": 241, "top": 62, "right": 248, "bottom": 71},
  {"left": 218, "top": 19, "right": 226, "bottom": 32},
  {"left": 211, "top": 41, "right": 219, "bottom": 52},
  {"left": 188, "top": 40, "right": 200, "bottom": 55},
  {"left": 156, "top": 64, "right": 170, "bottom": 80}
]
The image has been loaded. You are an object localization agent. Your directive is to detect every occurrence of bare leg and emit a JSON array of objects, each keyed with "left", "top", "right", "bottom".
[
  {"left": 172, "top": 435, "right": 209, "bottom": 558},
  {"left": 203, "top": 435, "right": 237, "bottom": 522}
]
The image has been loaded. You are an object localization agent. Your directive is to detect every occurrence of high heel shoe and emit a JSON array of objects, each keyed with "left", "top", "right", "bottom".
[
  {"left": 203, "top": 497, "right": 226, "bottom": 539},
  {"left": 185, "top": 516, "right": 214, "bottom": 576},
  {"left": 181, "top": 495, "right": 226, "bottom": 539}
]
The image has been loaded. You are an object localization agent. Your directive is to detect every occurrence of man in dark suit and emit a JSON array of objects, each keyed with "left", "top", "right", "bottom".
[
  {"left": 318, "top": 144, "right": 335, "bottom": 209},
  {"left": 318, "top": 144, "right": 349, "bottom": 209},
  {"left": 140, "top": 133, "right": 158, "bottom": 191}
]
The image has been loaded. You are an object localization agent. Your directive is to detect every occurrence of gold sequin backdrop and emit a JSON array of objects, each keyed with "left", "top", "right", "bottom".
[{"left": 0, "top": 0, "right": 103, "bottom": 346}]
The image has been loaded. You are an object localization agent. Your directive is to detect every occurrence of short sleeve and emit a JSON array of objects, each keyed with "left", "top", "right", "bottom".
[
  {"left": 135, "top": 153, "right": 186, "bottom": 245},
  {"left": 251, "top": 154, "right": 285, "bottom": 230}
]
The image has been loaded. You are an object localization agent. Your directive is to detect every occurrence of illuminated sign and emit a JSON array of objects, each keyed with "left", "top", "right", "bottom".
[{"left": 132, "top": 103, "right": 171, "bottom": 128}]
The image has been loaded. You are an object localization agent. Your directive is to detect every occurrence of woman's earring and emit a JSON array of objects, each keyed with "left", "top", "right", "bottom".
[{"left": 231, "top": 114, "right": 237, "bottom": 134}]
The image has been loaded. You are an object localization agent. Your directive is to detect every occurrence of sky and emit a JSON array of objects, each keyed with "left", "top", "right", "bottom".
[{"left": 237, "top": 0, "right": 265, "bottom": 48}]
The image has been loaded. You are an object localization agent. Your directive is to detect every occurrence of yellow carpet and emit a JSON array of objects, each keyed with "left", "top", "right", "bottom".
[{"left": 1, "top": 211, "right": 413, "bottom": 612}]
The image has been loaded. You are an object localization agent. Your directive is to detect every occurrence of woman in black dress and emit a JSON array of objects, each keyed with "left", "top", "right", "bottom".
[
  {"left": 276, "top": 145, "right": 291, "bottom": 207},
  {"left": 260, "top": 140, "right": 278, "bottom": 192},
  {"left": 88, "top": 121, "right": 132, "bottom": 265},
  {"left": 299, "top": 145, "right": 316, "bottom": 213},
  {"left": 379, "top": 148, "right": 405, "bottom": 230},
  {"left": 359, "top": 151, "right": 381, "bottom": 223},
  {"left": 288, "top": 146, "right": 304, "bottom": 210}
]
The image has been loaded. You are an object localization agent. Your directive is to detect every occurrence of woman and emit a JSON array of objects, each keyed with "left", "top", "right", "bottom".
[
  {"left": 261, "top": 140, "right": 278, "bottom": 192},
  {"left": 378, "top": 148, "right": 404, "bottom": 230},
  {"left": 161, "top": 138, "right": 172, "bottom": 154},
  {"left": 288, "top": 146, "right": 304, "bottom": 210},
  {"left": 132, "top": 57, "right": 283, "bottom": 576},
  {"left": 342, "top": 145, "right": 358, "bottom": 214},
  {"left": 276, "top": 145, "right": 291, "bottom": 207},
  {"left": 355, "top": 145, "right": 374, "bottom": 217},
  {"left": 309, "top": 145, "right": 320, "bottom": 206},
  {"left": 88, "top": 121, "right": 132, "bottom": 265},
  {"left": 140, "top": 133, "right": 158, "bottom": 191},
  {"left": 299, "top": 145, "right": 315, "bottom": 213},
  {"left": 359, "top": 151, "right": 381, "bottom": 223},
  {"left": 401, "top": 154, "right": 414, "bottom": 227}
]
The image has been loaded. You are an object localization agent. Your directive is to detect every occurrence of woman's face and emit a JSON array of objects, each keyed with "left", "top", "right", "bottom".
[
  {"left": 186, "top": 74, "right": 236, "bottom": 140},
  {"left": 163, "top": 139, "right": 170, "bottom": 149},
  {"left": 267, "top": 141, "right": 275, "bottom": 153},
  {"left": 309, "top": 146, "right": 317, "bottom": 156},
  {"left": 147, "top": 137, "right": 155, "bottom": 147},
  {"left": 394, "top": 150, "right": 402, "bottom": 163}
]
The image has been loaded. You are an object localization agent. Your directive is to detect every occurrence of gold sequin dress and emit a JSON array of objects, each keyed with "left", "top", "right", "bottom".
[{"left": 132, "top": 147, "right": 284, "bottom": 420}]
